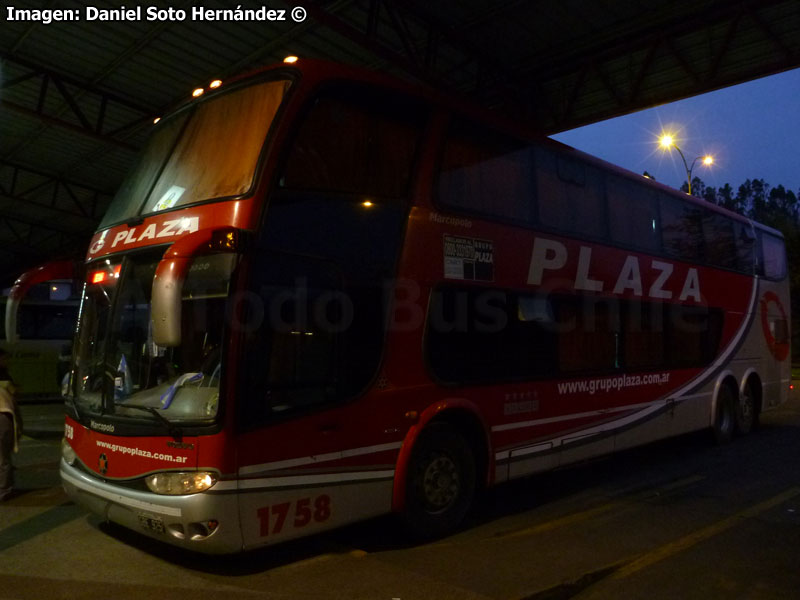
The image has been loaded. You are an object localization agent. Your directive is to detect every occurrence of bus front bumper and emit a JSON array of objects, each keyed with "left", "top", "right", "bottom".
[{"left": 60, "top": 459, "right": 243, "bottom": 554}]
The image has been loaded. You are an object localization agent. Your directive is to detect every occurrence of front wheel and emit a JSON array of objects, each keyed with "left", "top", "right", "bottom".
[{"left": 403, "top": 423, "right": 476, "bottom": 540}]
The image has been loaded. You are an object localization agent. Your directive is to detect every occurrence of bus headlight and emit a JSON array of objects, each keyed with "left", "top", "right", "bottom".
[
  {"left": 145, "top": 471, "right": 217, "bottom": 495},
  {"left": 61, "top": 438, "right": 77, "bottom": 465}
]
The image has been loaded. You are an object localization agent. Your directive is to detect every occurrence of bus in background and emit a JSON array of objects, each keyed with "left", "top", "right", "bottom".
[
  {"left": 2, "top": 261, "right": 79, "bottom": 401},
  {"left": 51, "top": 58, "right": 790, "bottom": 553}
]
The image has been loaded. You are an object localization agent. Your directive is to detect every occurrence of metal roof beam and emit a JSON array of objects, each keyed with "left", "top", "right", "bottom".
[
  {"left": 0, "top": 211, "right": 89, "bottom": 239},
  {"left": 0, "top": 53, "right": 153, "bottom": 155},
  {"left": 525, "top": 0, "right": 799, "bottom": 131},
  {"left": 0, "top": 52, "right": 153, "bottom": 115},
  {"left": 0, "top": 160, "right": 110, "bottom": 223},
  {"left": 0, "top": 98, "right": 140, "bottom": 155}
]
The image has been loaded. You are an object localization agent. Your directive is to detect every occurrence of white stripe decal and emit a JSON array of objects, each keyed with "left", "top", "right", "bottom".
[
  {"left": 495, "top": 392, "right": 710, "bottom": 461},
  {"left": 239, "top": 442, "right": 402, "bottom": 476},
  {"left": 238, "top": 469, "right": 395, "bottom": 490},
  {"left": 670, "top": 277, "right": 758, "bottom": 400},
  {"left": 62, "top": 469, "right": 182, "bottom": 517},
  {"left": 491, "top": 401, "right": 658, "bottom": 433}
]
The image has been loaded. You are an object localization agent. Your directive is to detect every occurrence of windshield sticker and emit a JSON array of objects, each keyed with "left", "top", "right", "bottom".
[
  {"left": 444, "top": 235, "right": 494, "bottom": 281},
  {"left": 152, "top": 185, "right": 185, "bottom": 211}
]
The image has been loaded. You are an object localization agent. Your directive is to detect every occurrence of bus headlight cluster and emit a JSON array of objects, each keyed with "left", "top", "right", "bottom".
[
  {"left": 146, "top": 471, "right": 217, "bottom": 495},
  {"left": 61, "top": 438, "right": 77, "bottom": 465}
]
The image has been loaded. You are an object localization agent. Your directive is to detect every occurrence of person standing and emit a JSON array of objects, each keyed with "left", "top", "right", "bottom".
[{"left": 0, "top": 350, "right": 21, "bottom": 501}]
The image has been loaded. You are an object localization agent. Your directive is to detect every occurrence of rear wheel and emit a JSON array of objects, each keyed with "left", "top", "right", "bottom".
[
  {"left": 713, "top": 384, "right": 736, "bottom": 444},
  {"left": 404, "top": 423, "right": 476, "bottom": 540},
  {"left": 735, "top": 380, "right": 757, "bottom": 435}
]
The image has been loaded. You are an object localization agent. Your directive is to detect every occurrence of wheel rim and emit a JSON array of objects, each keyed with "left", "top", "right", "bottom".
[
  {"left": 740, "top": 387, "right": 754, "bottom": 425},
  {"left": 422, "top": 454, "right": 460, "bottom": 512}
]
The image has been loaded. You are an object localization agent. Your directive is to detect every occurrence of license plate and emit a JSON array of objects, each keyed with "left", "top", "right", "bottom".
[{"left": 138, "top": 514, "right": 165, "bottom": 534}]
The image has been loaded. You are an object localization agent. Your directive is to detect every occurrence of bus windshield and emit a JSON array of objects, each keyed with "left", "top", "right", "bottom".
[
  {"left": 71, "top": 249, "right": 234, "bottom": 425},
  {"left": 100, "top": 77, "right": 292, "bottom": 228}
]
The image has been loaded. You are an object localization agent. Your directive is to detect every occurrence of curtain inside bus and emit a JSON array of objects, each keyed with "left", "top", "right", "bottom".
[{"left": 100, "top": 78, "right": 291, "bottom": 228}]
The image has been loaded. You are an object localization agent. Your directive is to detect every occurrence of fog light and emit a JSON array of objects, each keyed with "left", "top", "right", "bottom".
[
  {"left": 145, "top": 471, "right": 217, "bottom": 495},
  {"left": 61, "top": 438, "right": 76, "bottom": 465}
]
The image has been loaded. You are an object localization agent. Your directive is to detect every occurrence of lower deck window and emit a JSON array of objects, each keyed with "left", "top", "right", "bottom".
[{"left": 425, "top": 286, "right": 722, "bottom": 385}]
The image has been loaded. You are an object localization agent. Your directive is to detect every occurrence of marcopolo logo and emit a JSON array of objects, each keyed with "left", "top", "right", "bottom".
[{"left": 90, "top": 420, "right": 115, "bottom": 433}]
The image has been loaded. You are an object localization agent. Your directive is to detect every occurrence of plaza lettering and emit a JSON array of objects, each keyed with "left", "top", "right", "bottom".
[
  {"left": 109, "top": 217, "right": 199, "bottom": 249},
  {"left": 527, "top": 237, "right": 701, "bottom": 302}
]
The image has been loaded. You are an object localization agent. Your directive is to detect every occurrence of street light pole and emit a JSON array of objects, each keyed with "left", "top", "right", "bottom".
[{"left": 658, "top": 134, "right": 713, "bottom": 196}]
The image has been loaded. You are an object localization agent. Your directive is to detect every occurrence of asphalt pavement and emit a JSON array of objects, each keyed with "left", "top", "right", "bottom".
[{"left": 18, "top": 401, "right": 65, "bottom": 440}]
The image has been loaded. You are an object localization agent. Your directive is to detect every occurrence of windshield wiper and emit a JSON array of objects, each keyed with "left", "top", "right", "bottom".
[
  {"left": 121, "top": 404, "right": 182, "bottom": 439},
  {"left": 65, "top": 393, "right": 82, "bottom": 423}
]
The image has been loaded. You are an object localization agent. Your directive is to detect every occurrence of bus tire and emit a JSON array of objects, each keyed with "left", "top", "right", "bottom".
[
  {"left": 735, "top": 379, "right": 758, "bottom": 435},
  {"left": 713, "top": 383, "right": 736, "bottom": 445},
  {"left": 403, "top": 423, "right": 476, "bottom": 540}
]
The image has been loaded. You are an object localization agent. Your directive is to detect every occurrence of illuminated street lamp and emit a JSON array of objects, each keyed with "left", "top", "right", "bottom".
[{"left": 658, "top": 134, "right": 714, "bottom": 195}]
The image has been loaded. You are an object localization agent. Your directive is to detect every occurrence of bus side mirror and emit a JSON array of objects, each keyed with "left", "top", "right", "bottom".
[
  {"left": 4, "top": 260, "right": 77, "bottom": 344},
  {"left": 151, "top": 227, "right": 248, "bottom": 347},
  {"left": 151, "top": 256, "right": 189, "bottom": 347}
]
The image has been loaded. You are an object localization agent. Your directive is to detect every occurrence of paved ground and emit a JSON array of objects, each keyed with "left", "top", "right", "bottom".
[{"left": 2, "top": 386, "right": 800, "bottom": 599}]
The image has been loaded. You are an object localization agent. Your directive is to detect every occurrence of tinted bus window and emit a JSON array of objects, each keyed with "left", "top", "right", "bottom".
[
  {"left": 426, "top": 288, "right": 723, "bottom": 385},
  {"left": 703, "top": 212, "right": 738, "bottom": 270},
  {"left": 244, "top": 87, "right": 425, "bottom": 424},
  {"left": 536, "top": 148, "right": 606, "bottom": 238},
  {"left": 606, "top": 176, "right": 660, "bottom": 252},
  {"left": 733, "top": 221, "right": 756, "bottom": 274},
  {"left": 556, "top": 299, "right": 619, "bottom": 372},
  {"left": 437, "top": 121, "right": 533, "bottom": 223},
  {"left": 281, "top": 87, "right": 422, "bottom": 198},
  {"left": 757, "top": 231, "right": 788, "bottom": 280},
  {"left": 666, "top": 306, "right": 723, "bottom": 368},
  {"left": 622, "top": 302, "right": 664, "bottom": 369},
  {"left": 660, "top": 196, "right": 704, "bottom": 261},
  {"left": 426, "top": 287, "right": 556, "bottom": 384}
]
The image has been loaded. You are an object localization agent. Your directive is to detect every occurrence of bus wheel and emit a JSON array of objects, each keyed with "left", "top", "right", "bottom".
[
  {"left": 735, "top": 380, "right": 757, "bottom": 435},
  {"left": 713, "top": 384, "right": 736, "bottom": 444},
  {"left": 403, "top": 423, "right": 476, "bottom": 540}
]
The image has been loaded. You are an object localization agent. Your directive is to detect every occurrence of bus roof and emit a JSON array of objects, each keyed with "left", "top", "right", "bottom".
[{"left": 158, "top": 57, "right": 761, "bottom": 232}]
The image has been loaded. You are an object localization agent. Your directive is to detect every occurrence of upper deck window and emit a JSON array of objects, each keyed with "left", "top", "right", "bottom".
[
  {"left": 536, "top": 148, "right": 606, "bottom": 238},
  {"left": 659, "top": 195, "right": 704, "bottom": 262},
  {"left": 436, "top": 120, "right": 533, "bottom": 223},
  {"left": 606, "top": 176, "right": 659, "bottom": 252},
  {"left": 702, "top": 212, "right": 738, "bottom": 270},
  {"left": 101, "top": 78, "right": 291, "bottom": 228},
  {"left": 280, "top": 86, "right": 424, "bottom": 198},
  {"left": 757, "top": 231, "right": 788, "bottom": 280}
]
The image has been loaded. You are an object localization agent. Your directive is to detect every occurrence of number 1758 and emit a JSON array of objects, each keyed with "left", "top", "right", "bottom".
[{"left": 257, "top": 495, "right": 332, "bottom": 536}]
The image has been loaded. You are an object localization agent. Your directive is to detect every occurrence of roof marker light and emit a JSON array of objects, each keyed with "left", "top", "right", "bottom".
[
  {"left": 209, "top": 79, "right": 222, "bottom": 89},
  {"left": 192, "top": 88, "right": 204, "bottom": 98},
  {"left": 283, "top": 55, "right": 299, "bottom": 64}
]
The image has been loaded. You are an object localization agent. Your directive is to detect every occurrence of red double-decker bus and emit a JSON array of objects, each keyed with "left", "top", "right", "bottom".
[{"left": 58, "top": 58, "right": 790, "bottom": 553}]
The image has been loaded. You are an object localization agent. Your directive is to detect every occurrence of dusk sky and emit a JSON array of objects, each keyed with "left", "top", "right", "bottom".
[{"left": 551, "top": 68, "right": 800, "bottom": 197}]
